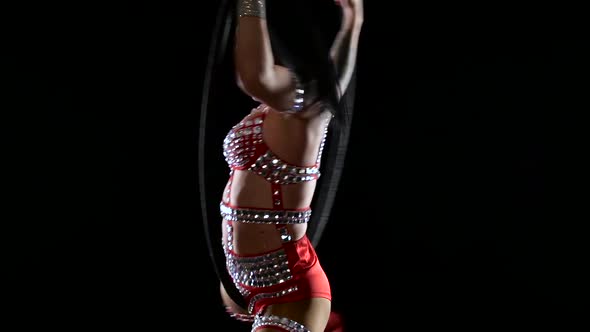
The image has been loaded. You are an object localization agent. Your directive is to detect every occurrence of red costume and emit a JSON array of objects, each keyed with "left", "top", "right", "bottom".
[{"left": 220, "top": 104, "right": 331, "bottom": 330}]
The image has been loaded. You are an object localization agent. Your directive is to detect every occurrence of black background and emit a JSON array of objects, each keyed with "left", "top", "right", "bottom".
[{"left": 18, "top": 1, "right": 588, "bottom": 330}]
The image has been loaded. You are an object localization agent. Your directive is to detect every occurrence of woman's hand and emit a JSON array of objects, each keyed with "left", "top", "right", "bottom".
[
  {"left": 335, "top": 0, "right": 363, "bottom": 14},
  {"left": 335, "top": 0, "right": 363, "bottom": 26}
]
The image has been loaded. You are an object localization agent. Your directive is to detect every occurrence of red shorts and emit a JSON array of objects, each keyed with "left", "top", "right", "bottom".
[{"left": 226, "top": 234, "right": 331, "bottom": 315}]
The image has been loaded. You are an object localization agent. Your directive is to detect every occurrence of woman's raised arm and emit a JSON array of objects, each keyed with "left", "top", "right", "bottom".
[
  {"left": 234, "top": 0, "right": 302, "bottom": 111},
  {"left": 330, "top": 0, "right": 364, "bottom": 98}
]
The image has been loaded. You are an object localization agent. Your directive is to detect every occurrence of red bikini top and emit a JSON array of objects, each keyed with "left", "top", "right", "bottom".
[{"left": 223, "top": 105, "right": 327, "bottom": 185}]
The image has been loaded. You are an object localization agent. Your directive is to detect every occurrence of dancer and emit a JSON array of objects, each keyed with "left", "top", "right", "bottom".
[{"left": 199, "top": 0, "right": 363, "bottom": 330}]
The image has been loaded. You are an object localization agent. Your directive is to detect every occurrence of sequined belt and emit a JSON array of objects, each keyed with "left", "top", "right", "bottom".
[
  {"left": 220, "top": 202, "right": 311, "bottom": 224},
  {"left": 224, "top": 245, "right": 299, "bottom": 313},
  {"left": 226, "top": 247, "right": 293, "bottom": 288},
  {"left": 252, "top": 314, "right": 311, "bottom": 332}
]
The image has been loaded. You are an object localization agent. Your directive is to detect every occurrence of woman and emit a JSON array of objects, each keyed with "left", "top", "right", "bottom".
[{"left": 199, "top": 0, "right": 363, "bottom": 330}]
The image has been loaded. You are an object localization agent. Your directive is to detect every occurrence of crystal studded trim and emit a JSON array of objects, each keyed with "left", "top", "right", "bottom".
[
  {"left": 248, "top": 286, "right": 298, "bottom": 314},
  {"left": 228, "top": 311, "right": 256, "bottom": 322},
  {"left": 252, "top": 314, "right": 311, "bottom": 332},
  {"left": 289, "top": 74, "right": 305, "bottom": 113},
  {"left": 222, "top": 104, "right": 329, "bottom": 183},
  {"left": 220, "top": 202, "right": 311, "bottom": 224},
  {"left": 248, "top": 151, "right": 320, "bottom": 184},
  {"left": 222, "top": 245, "right": 251, "bottom": 297},
  {"left": 225, "top": 247, "right": 293, "bottom": 289},
  {"left": 222, "top": 115, "right": 264, "bottom": 168},
  {"left": 238, "top": 0, "right": 266, "bottom": 19}
]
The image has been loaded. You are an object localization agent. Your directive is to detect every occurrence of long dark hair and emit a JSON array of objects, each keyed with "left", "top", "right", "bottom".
[
  {"left": 266, "top": 0, "right": 342, "bottom": 116},
  {"left": 198, "top": 0, "right": 357, "bottom": 308}
]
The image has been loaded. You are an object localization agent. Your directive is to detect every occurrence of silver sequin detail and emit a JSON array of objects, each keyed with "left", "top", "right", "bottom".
[
  {"left": 316, "top": 124, "right": 328, "bottom": 164},
  {"left": 220, "top": 203, "right": 311, "bottom": 224},
  {"left": 223, "top": 223, "right": 252, "bottom": 296},
  {"left": 226, "top": 223, "right": 234, "bottom": 251},
  {"left": 223, "top": 114, "right": 264, "bottom": 168},
  {"left": 248, "top": 151, "right": 320, "bottom": 184},
  {"left": 223, "top": 106, "right": 329, "bottom": 181},
  {"left": 229, "top": 312, "right": 255, "bottom": 322},
  {"left": 279, "top": 227, "right": 292, "bottom": 242},
  {"left": 222, "top": 246, "right": 251, "bottom": 296},
  {"left": 248, "top": 286, "right": 298, "bottom": 314},
  {"left": 224, "top": 247, "right": 293, "bottom": 289},
  {"left": 252, "top": 314, "right": 310, "bottom": 332},
  {"left": 286, "top": 72, "right": 306, "bottom": 113},
  {"left": 238, "top": 0, "right": 266, "bottom": 18}
]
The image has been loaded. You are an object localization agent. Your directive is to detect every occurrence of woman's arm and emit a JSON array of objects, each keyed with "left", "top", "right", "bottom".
[
  {"left": 234, "top": 0, "right": 299, "bottom": 111},
  {"left": 330, "top": 0, "right": 364, "bottom": 98}
]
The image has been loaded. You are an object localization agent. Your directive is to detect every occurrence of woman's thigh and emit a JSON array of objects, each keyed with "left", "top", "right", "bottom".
[
  {"left": 220, "top": 282, "right": 249, "bottom": 315},
  {"left": 256, "top": 297, "right": 331, "bottom": 332}
]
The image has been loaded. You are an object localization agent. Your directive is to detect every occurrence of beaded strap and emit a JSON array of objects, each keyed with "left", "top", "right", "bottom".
[
  {"left": 220, "top": 202, "right": 312, "bottom": 224},
  {"left": 252, "top": 314, "right": 311, "bottom": 332},
  {"left": 225, "top": 307, "right": 256, "bottom": 322}
]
